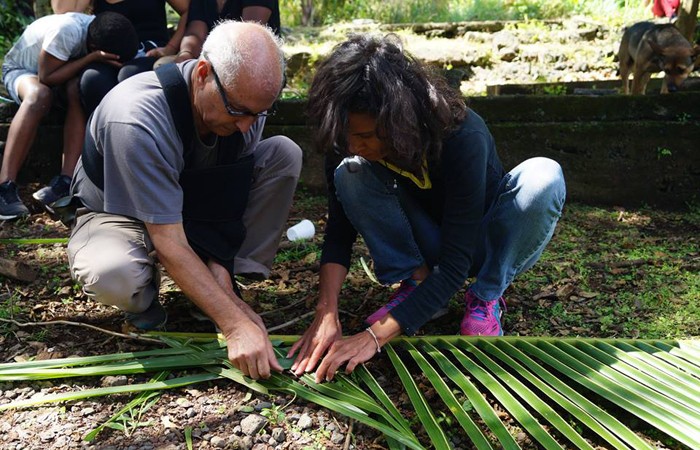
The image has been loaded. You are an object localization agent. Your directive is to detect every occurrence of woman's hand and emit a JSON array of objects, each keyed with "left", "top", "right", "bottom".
[
  {"left": 288, "top": 310, "right": 342, "bottom": 376},
  {"left": 313, "top": 330, "right": 379, "bottom": 383},
  {"left": 313, "top": 316, "right": 402, "bottom": 383}
]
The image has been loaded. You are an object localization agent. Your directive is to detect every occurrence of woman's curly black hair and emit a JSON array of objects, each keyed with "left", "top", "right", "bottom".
[{"left": 306, "top": 34, "right": 467, "bottom": 171}]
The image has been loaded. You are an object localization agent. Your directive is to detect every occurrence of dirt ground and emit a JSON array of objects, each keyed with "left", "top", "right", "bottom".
[{"left": 1, "top": 179, "right": 699, "bottom": 449}]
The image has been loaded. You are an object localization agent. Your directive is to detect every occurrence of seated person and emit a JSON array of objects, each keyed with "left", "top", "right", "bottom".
[
  {"left": 74, "top": 0, "right": 189, "bottom": 115},
  {"left": 174, "top": 0, "right": 280, "bottom": 63},
  {"left": 645, "top": 0, "right": 680, "bottom": 18},
  {"left": 0, "top": 12, "right": 138, "bottom": 219}
]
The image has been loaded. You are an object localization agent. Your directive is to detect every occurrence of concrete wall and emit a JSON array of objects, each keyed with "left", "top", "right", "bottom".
[{"left": 2, "top": 92, "right": 699, "bottom": 209}]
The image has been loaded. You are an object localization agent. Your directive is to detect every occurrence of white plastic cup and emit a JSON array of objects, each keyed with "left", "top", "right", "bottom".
[{"left": 286, "top": 219, "right": 315, "bottom": 242}]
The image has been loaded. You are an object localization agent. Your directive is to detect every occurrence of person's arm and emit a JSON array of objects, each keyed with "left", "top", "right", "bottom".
[
  {"left": 289, "top": 153, "right": 360, "bottom": 375},
  {"left": 288, "top": 262, "right": 346, "bottom": 375},
  {"left": 38, "top": 48, "right": 121, "bottom": 86},
  {"left": 146, "top": 0, "right": 190, "bottom": 58},
  {"left": 241, "top": 5, "right": 272, "bottom": 24},
  {"left": 175, "top": 20, "right": 207, "bottom": 62},
  {"left": 51, "top": 0, "right": 91, "bottom": 13},
  {"left": 206, "top": 259, "right": 267, "bottom": 331},
  {"left": 146, "top": 222, "right": 283, "bottom": 379}
]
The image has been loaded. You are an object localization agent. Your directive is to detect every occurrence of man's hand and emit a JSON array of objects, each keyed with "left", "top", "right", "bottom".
[
  {"left": 146, "top": 223, "right": 281, "bottom": 380},
  {"left": 313, "top": 330, "right": 379, "bottom": 383},
  {"left": 224, "top": 317, "right": 283, "bottom": 379},
  {"left": 288, "top": 310, "right": 342, "bottom": 376}
]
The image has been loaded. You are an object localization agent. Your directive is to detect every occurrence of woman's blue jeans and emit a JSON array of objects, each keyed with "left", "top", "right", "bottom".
[{"left": 333, "top": 156, "right": 566, "bottom": 301}]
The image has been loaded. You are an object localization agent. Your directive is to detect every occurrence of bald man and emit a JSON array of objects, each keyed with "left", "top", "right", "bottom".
[{"left": 67, "top": 21, "right": 302, "bottom": 379}]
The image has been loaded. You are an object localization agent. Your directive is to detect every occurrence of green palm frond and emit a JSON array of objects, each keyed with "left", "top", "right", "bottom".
[{"left": 1, "top": 335, "right": 699, "bottom": 449}]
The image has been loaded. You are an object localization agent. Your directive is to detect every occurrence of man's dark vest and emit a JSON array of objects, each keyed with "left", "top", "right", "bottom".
[{"left": 81, "top": 63, "right": 254, "bottom": 277}]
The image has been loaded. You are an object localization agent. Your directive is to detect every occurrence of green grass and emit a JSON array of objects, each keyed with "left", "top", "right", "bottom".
[
  {"left": 274, "top": 242, "right": 321, "bottom": 264},
  {"left": 505, "top": 203, "right": 700, "bottom": 340}
]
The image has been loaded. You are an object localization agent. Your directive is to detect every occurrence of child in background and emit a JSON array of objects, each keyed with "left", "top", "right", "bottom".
[
  {"left": 0, "top": 12, "right": 138, "bottom": 219},
  {"left": 645, "top": 0, "right": 680, "bottom": 19}
]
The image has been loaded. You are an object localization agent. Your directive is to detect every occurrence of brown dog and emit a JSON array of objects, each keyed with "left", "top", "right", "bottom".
[{"left": 618, "top": 21, "right": 700, "bottom": 94}]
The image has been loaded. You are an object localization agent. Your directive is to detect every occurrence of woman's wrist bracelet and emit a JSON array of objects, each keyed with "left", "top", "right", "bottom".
[{"left": 365, "top": 327, "right": 381, "bottom": 353}]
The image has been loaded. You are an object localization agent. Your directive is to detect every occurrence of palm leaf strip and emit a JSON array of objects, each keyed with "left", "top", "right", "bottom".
[
  {"left": 0, "top": 372, "right": 220, "bottom": 411},
  {"left": 356, "top": 365, "right": 415, "bottom": 435},
  {"left": 385, "top": 343, "right": 452, "bottom": 450},
  {"left": 1, "top": 334, "right": 699, "bottom": 449},
  {"left": 83, "top": 371, "right": 170, "bottom": 442},
  {"left": 406, "top": 341, "right": 494, "bottom": 450},
  {"left": 518, "top": 340, "right": 700, "bottom": 448},
  {"left": 606, "top": 341, "right": 700, "bottom": 395},
  {"left": 418, "top": 340, "right": 520, "bottom": 449},
  {"left": 493, "top": 340, "right": 651, "bottom": 450},
  {"left": 572, "top": 341, "right": 700, "bottom": 412},
  {"left": 442, "top": 339, "right": 564, "bottom": 450}
]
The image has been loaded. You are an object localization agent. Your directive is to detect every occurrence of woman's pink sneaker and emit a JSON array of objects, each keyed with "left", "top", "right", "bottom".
[{"left": 460, "top": 290, "right": 505, "bottom": 336}]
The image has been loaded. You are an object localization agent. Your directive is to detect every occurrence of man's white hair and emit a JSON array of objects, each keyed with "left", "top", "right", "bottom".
[{"left": 201, "top": 20, "right": 285, "bottom": 94}]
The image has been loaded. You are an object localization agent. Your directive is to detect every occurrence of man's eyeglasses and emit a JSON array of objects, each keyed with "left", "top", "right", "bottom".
[{"left": 205, "top": 55, "right": 276, "bottom": 118}]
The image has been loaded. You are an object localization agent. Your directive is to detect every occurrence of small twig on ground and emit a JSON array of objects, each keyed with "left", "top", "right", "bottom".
[
  {"left": 267, "top": 311, "right": 314, "bottom": 332},
  {"left": 587, "top": 258, "right": 653, "bottom": 270},
  {"left": 259, "top": 297, "right": 306, "bottom": 317},
  {"left": 343, "top": 419, "right": 354, "bottom": 450},
  {"left": 0, "top": 318, "right": 165, "bottom": 344},
  {"left": 289, "top": 263, "right": 320, "bottom": 274},
  {"left": 338, "top": 308, "right": 358, "bottom": 318}
]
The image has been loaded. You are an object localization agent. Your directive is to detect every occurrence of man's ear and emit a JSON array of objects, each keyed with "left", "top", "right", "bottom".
[{"left": 194, "top": 59, "right": 210, "bottom": 83}]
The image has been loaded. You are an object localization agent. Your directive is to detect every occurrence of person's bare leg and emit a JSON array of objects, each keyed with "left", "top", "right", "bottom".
[
  {"left": 60, "top": 77, "right": 86, "bottom": 177},
  {"left": 0, "top": 77, "right": 53, "bottom": 183}
]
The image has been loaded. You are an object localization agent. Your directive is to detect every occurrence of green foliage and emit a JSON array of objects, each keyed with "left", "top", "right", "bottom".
[
  {"left": 0, "top": 2, "right": 32, "bottom": 58},
  {"left": 0, "top": 290, "right": 22, "bottom": 335},
  {"left": 279, "top": 0, "right": 647, "bottom": 26},
  {"left": 260, "top": 403, "right": 287, "bottom": 425},
  {"left": 542, "top": 84, "right": 567, "bottom": 96},
  {"left": 656, "top": 146, "right": 673, "bottom": 159}
]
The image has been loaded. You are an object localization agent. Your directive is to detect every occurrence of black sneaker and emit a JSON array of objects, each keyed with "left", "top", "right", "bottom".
[
  {"left": 32, "top": 174, "right": 72, "bottom": 208},
  {"left": 125, "top": 298, "right": 168, "bottom": 330},
  {"left": 0, "top": 180, "right": 29, "bottom": 220},
  {"left": 124, "top": 270, "right": 166, "bottom": 330}
]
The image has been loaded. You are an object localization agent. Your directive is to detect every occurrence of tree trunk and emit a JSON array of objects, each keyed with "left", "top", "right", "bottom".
[
  {"left": 676, "top": 0, "right": 699, "bottom": 41},
  {"left": 300, "top": 0, "right": 314, "bottom": 26}
]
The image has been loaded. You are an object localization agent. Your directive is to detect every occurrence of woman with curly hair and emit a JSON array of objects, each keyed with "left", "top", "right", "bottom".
[{"left": 289, "top": 34, "right": 566, "bottom": 382}]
